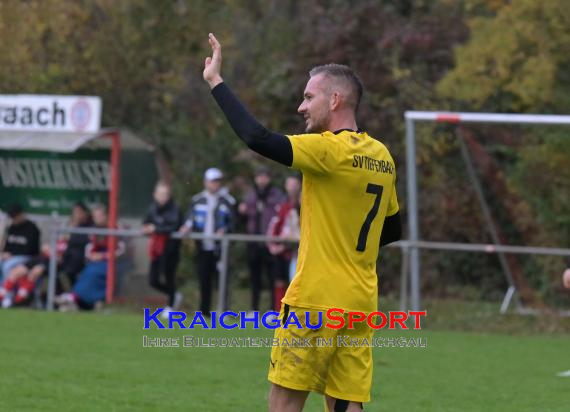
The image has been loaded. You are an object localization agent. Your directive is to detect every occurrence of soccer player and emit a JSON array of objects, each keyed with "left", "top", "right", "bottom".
[{"left": 203, "top": 33, "right": 401, "bottom": 412}]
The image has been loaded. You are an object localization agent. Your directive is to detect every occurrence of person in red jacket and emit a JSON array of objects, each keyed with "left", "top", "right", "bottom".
[{"left": 267, "top": 175, "right": 301, "bottom": 313}]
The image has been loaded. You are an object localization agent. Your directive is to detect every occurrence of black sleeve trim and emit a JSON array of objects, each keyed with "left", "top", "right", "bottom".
[
  {"left": 380, "top": 212, "right": 402, "bottom": 247},
  {"left": 211, "top": 82, "right": 293, "bottom": 167}
]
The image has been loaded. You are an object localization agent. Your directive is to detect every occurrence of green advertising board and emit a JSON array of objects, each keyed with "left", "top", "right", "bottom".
[
  {"left": 0, "top": 148, "right": 158, "bottom": 217},
  {"left": 0, "top": 95, "right": 160, "bottom": 218}
]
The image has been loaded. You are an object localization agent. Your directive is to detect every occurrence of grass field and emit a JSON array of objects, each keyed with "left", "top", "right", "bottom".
[{"left": 1, "top": 308, "right": 569, "bottom": 412}]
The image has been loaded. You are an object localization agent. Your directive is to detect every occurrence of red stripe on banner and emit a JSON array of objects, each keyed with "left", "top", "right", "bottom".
[{"left": 436, "top": 114, "right": 461, "bottom": 123}]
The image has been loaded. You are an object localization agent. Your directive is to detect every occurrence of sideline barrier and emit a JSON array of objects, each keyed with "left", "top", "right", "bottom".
[{"left": 45, "top": 227, "right": 570, "bottom": 314}]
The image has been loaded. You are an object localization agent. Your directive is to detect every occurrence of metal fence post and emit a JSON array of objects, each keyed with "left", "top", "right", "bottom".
[
  {"left": 405, "top": 116, "right": 421, "bottom": 312},
  {"left": 46, "top": 228, "right": 59, "bottom": 311},
  {"left": 217, "top": 237, "right": 230, "bottom": 313},
  {"left": 399, "top": 243, "right": 409, "bottom": 313}
]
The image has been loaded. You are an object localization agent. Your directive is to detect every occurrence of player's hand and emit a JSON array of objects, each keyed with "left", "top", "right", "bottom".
[
  {"left": 203, "top": 33, "right": 223, "bottom": 89},
  {"left": 563, "top": 268, "right": 570, "bottom": 289}
]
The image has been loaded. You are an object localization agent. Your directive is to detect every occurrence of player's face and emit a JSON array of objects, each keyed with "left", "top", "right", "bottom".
[{"left": 298, "top": 74, "right": 331, "bottom": 133}]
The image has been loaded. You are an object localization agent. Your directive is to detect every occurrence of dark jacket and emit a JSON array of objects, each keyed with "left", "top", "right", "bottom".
[
  {"left": 61, "top": 221, "right": 93, "bottom": 277},
  {"left": 242, "top": 185, "right": 285, "bottom": 235},
  {"left": 3, "top": 219, "right": 40, "bottom": 256},
  {"left": 143, "top": 198, "right": 183, "bottom": 256}
]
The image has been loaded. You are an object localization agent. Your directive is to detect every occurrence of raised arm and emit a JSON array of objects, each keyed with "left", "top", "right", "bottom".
[{"left": 203, "top": 33, "right": 293, "bottom": 167}]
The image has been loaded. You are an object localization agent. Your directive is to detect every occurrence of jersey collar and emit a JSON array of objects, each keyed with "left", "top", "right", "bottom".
[{"left": 333, "top": 128, "right": 364, "bottom": 134}]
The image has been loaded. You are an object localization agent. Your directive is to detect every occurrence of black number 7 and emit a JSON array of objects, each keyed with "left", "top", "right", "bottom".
[{"left": 356, "top": 183, "right": 384, "bottom": 252}]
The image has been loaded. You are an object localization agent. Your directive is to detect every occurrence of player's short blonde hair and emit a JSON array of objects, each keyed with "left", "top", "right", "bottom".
[{"left": 309, "top": 64, "right": 363, "bottom": 112}]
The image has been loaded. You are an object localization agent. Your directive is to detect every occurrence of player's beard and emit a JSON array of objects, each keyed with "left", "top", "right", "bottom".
[{"left": 305, "top": 111, "right": 331, "bottom": 133}]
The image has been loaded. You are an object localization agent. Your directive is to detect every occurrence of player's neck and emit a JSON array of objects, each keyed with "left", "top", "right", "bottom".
[{"left": 327, "top": 114, "right": 357, "bottom": 134}]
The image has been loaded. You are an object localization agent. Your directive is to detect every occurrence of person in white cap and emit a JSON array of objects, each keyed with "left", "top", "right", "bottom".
[{"left": 180, "top": 168, "right": 236, "bottom": 316}]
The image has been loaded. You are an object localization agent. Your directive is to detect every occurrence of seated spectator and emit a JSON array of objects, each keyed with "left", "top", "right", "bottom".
[
  {"left": 60, "top": 202, "right": 93, "bottom": 288},
  {"left": 0, "top": 243, "right": 63, "bottom": 308},
  {"left": 267, "top": 175, "right": 301, "bottom": 312},
  {"left": 55, "top": 205, "right": 125, "bottom": 311},
  {"left": 0, "top": 204, "right": 40, "bottom": 283}
]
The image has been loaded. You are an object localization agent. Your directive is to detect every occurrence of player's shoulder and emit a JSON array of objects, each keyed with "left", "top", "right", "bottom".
[
  {"left": 337, "top": 130, "right": 393, "bottom": 154},
  {"left": 287, "top": 132, "right": 333, "bottom": 141},
  {"left": 286, "top": 132, "right": 341, "bottom": 154}
]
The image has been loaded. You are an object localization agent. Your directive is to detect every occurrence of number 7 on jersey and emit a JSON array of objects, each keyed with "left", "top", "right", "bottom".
[{"left": 356, "top": 183, "right": 384, "bottom": 252}]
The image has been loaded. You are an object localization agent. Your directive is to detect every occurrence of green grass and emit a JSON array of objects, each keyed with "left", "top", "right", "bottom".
[{"left": 1, "top": 309, "right": 569, "bottom": 412}]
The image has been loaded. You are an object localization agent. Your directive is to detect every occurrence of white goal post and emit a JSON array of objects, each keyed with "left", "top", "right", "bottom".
[{"left": 404, "top": 111, "right": 570, "bottom": 313}]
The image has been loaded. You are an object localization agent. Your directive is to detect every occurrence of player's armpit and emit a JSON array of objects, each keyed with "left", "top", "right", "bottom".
[
  {"left": 380, "top": 212, "right": 401, "bottom": 247},
  {"left": 211, "top": 82, "right": 293, "bottom": 166}
]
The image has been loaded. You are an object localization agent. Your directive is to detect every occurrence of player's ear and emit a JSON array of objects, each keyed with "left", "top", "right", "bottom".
[{"left": 330, "top": 92, "right": 341, "bottom": 111}]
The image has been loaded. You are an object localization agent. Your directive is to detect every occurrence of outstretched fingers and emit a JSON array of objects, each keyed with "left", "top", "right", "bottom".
[{"left": 208, "top": 33, "right": 221, "bottom": 61}]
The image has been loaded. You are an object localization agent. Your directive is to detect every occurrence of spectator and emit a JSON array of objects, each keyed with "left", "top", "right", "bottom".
[
  {"left": 267, "top": 175, "right": 301, "bottom": 312},
  {"left": 0, "top": 204, "right": 40, "bottom": 283},
  {"left": 60, "top": 202, "right": 93, "bottom": 288},
  {"left": 2, "top": 203, "right": 93, "bottom": 308},
  {"left": 181, "top": 168, "right": 235, "bottom": 316},
  {"left": 238, "top": 166, "right": 285, "bottom": 314},
  {"left": 143, "top": 181, "right": 184, "bottom": 318},
  {"left": 0, "top": 243, "right": 61, "bottom": 308},
  {"left": 563, "top": 257, "right": 570, "bottom": 289},
  {"left": 55, "top": 205, "right": 125, "bottom": 311}
]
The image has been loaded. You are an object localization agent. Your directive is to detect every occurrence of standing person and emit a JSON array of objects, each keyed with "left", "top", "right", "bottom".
[
  {"left": 239, "top": 166, "right": 285, "bottom": 315},
  {"left": 60, "top": 202, "right": 93, "bottom": 288},
  {"left": 203, "top": 34, "right": 402, "bottom": 411},
  {"left": 143, "top": 181, "right": 184, "bottom": 318},
  {"left": 0, "top": 204, "right": 40, "bottom": 283},
  {"left": 267, "top": 175, "right": 302, "bottom": 313},
  {"left": 180, "top": 168, "right": 235, "bottom": 317}
]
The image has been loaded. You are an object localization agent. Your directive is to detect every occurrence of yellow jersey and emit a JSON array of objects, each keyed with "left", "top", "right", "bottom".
[{"left": 283, "top": 129, "right": 399, "bottom": 314}]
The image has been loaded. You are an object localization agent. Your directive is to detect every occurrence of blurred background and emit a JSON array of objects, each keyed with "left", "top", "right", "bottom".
[
  {"left": 1, "top": 1, "right": 569, "bottom": 411},
  {"left": 0, "top": 0, "right": 569, "bottom": 318}
]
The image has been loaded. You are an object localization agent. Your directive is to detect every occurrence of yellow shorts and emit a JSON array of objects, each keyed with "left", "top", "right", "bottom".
[{"left": 267, "top": 303, "right": 374, "bottom": 403}]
